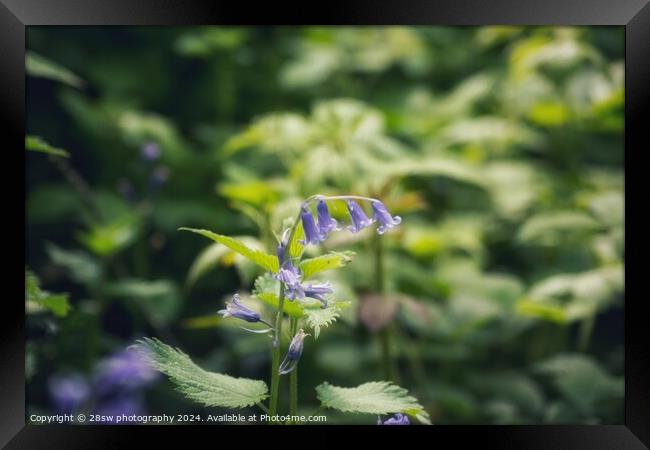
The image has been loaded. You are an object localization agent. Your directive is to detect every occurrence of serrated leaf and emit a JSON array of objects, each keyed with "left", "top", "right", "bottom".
[
  {"left": 25, "top": 136, "right": 70, "bottom": 157},
  {"left": 180, "top": 227, "right": 279, "bottom": 273},
  {"left": 135, "top": 338, "right": 268, "bottom": 408},
  {"left": 316, "top": 381, "right": 431, "bottom": 424},
  {"left": 304, "top": 301, "right": 350, "bottom": 339},
  {"left": 299, "top": 251, "right": 355, "bottom": 279},
  {"left": 26, "top": 51, "right": 84, "bottom": 88}
]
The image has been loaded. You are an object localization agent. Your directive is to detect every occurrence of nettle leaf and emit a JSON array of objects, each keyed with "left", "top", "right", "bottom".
[
  {"left": 299, "top": 251, "right": 355, "bottom": 279},
  {"left": 25, "top": 136, "right": 70, "bottom": 158},
  {"left": 316, "top": 381, "right": 431, "bottom": 424},
  {"left": 180, "top": 228, "right": 279, "bottom": 273},
  {"left": 135, "top": 338, "right": 268, "bottom": 408},
  {"left": 305, "top": 301, "right": 351, "bottom": 339}
]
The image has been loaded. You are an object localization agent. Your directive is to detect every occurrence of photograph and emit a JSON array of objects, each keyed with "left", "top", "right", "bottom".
[{"left": 24, "top": 25, "right": 626, "bottom": 427}]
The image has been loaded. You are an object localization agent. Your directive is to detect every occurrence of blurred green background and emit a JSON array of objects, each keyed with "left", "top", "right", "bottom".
[{"left": 26, "top": 26, "right": 624, "bottom": 424}]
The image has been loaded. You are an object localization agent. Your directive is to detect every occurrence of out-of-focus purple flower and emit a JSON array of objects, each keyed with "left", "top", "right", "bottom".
[
  {"left": 300, "top": 206, "right": 322, "bottom": 245},
  {"left": 303, "top": 282, "right": 333, "bottom": 307},
  {"left": 48, "top": 373, "right": 91, "bottom": 414},
  {"left": 277, "top": 262, "right": 305, "bottom": 301},
  {"left": 316, "top": 199, "right": 339, "bottom": 239},
  {"left": 93, "top": 395, "right": 144, "bottom": 423},
  {"left": 94, "top": 349, "right": 159, "bottom": 395},
  {"left": 371, "top": 200, "right": 402, "bottom": 235},
  {"left": 378, "top": 413, "right": 410, "bottom": 425},
  {"left": 141, "top": 142, "right": 161, "bottom": 161},
  {"left": 149, "top": 166, "right": 170, "bottom": 190},
  {"left": 346, "top": 200, "right": 374, "bottom": 233},
  {"left": 218, "top": 293, "right": 262, "bottom": 323},
  {"left": 279, "top": 329, "right": 310, "bottom": 375}
]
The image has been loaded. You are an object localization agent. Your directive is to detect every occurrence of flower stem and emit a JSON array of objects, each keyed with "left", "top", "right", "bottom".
[
  {"left": 289, "top": 317, "right": 299, "bottom": 421},
  {"left": 374, "top": 232, "right": 397, "bottom": 382},
  {"left": 268, "top": 284, "right": 285, "bottom": 421}
]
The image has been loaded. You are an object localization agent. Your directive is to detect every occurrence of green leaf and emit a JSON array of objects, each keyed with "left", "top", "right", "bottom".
[
  {"left": 535, "top": 353, "right": 623, "bottom": 415},
  {"left": 135, "top": 338, "right": 268, "bottom": 408},
  {"left": 180, "top": 228, "right": 279, "bottom": 273},
  {"left": 288, "top": 221, "right": 305, "bottom": 258},
  {"left": 104, "top": 279, "right": 181, "bottom": 326},
  {"left": 46, "top": 243, "right": 102, "bottom": 285},
  {"left": 299, "top": 251, "right": 355, "bottom": 279},
  {"left": 255, "top": 292, "right": 307, "bottom": 319},
  {"left": 316, "top": 381, "right": 431, "bottom": 424},
  {"left": 25, "top": 270, "right": 71, "bottom": 318},
  {"left": 25, "top": 136, "right": 70, "bottom": 157},
  {"left": 304, "top": 301, "right": 350, "bottom": 339},
  {"left": 185, "top": 243, "right": 234, "bottom": 287},
  {"left": 26, "top": 51, "right": 84, "bottom": 88},
  {"left": 517, "top": 211, "right": 601, "bottom": 244}
]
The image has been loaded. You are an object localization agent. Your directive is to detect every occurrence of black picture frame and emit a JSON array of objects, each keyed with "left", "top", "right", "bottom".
[{"left": 4, "top": 1, "right": 647, "bottom": 447}]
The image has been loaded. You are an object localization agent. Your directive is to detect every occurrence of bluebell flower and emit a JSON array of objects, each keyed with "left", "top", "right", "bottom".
[
  {"left": 276, "top": 228, "right": 291, "bottom": 265},
  {"left": 48, "top": 373, "right": 91, "bottom": 414},
  {"left": 279, "top": 329, "right": 310, "bottom": 375},
  {"left": 218, "top": 293, "right": 262, "bottom": 323},
  {"left": 303, "top": 281, "right": 333, "bottom": 307},
  {"left": 317, "top": 199, "right": 340, "bottom": 239},
  {"left": 277, "top": 262, "right": 305, "bottom": 301},
  {"left": 371, "top": 200, "right": 402, "bottom": 234},
  {"left": 346, "top": 200, "right": 374, "bottom": 233},
  {"left": 378, "top": 413, "right": 410, "bottom": 425},
  {"left": 300, "top": 206, "right": 323, "bottom": 245},
  {"left": 94, "top": 349, "right": 159, "bottom": 395},
  {"left": 141, "top": 142, "right": 161, "bottom": 161}
]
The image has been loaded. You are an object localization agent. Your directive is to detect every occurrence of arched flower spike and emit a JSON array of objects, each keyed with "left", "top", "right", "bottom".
[
  {"left": 317, "top": 199, "right": 340, "bottom": 239},
  {"left": 371, "top": 200, "right": 402, "bottom": 235},
  {"left": 279, "top": 329, "right": 310, "bottom": 375},
  {"left": 300, "top": 205, "right": 323, "bottom": 245},
  {"left": 378, "top": 413, "right": 410, "bottom": 425},
  {"left": 346, "top": 200, "right": 374, "bottom": 233},
  {"left": 218, "top": 294, "right": 274, "bottom": 333}
]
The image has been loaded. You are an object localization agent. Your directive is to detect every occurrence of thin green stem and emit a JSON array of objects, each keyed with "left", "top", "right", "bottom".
[
  {"left": 256, "top": 402, "right": 270, "bottom": 414},
  {"left": 269, "top": 284, "right": 285, "bottom": 420}
]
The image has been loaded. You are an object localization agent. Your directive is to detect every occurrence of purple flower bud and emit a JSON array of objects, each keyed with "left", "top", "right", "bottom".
[
  {"left": 218, "top": 293, "right": 262, "bottom": 323},
  {"left": 141, "top": 142, "right": 161, "bottom": 161},
  {"left": 317, "top": 200, "right": 340, "bottom": 239},
  {"left": 48, "top": 373, "right": 91, "bottom": 414},
  {"left": 304, "top": 281, "right": 333, "bottom": 307},
  {"left": 279, "top": 329, "right": 310, "bottom": 375},
  {"left": 346, "top": 200, "right": 374, "bottom": 233},
  {"left": 371, "top": 200, "right": 402, "bottom": 234},
  {"left": 94, "top": 349, "right": 159, "bottom": 395},
  {"left": 378, "top": 413, "right": 410, "bottom": 425},
  {"left": 300, "top": 206, "right": 323, "bottom": 245},
  {"left": 276, "top": 228, "right": 291, "bottom": 265}
]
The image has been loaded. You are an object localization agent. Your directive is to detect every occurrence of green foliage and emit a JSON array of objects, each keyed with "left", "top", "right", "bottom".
[
  {"left": 305, "top": 300, "right": 351, "bottom": 339},
  {"left": 25, "top": 270, "right": 71, "bottom": 318},
  {"left": 135, "top": 338, "right": 268, "bottom": 408},
  {"left": 316, "top": 381, "right": 431, "bottom": 424},
  {"left": 25, "top": 136, "right": 70, "bottom": 157},
  {"left": 299, "top": 251, "right": 355, "bottom": 279},
  {"left": 180, "top": 228, "right": 279, "bottom": 273},
  {"left": 46, "top": 244, "right": 102, "bottom": 285},
  {"left": 26, "top": 51, "right": 84, "bottom": 87},
  {"left": 105, "top": 279, "right": 181, "bottom": 326}
]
